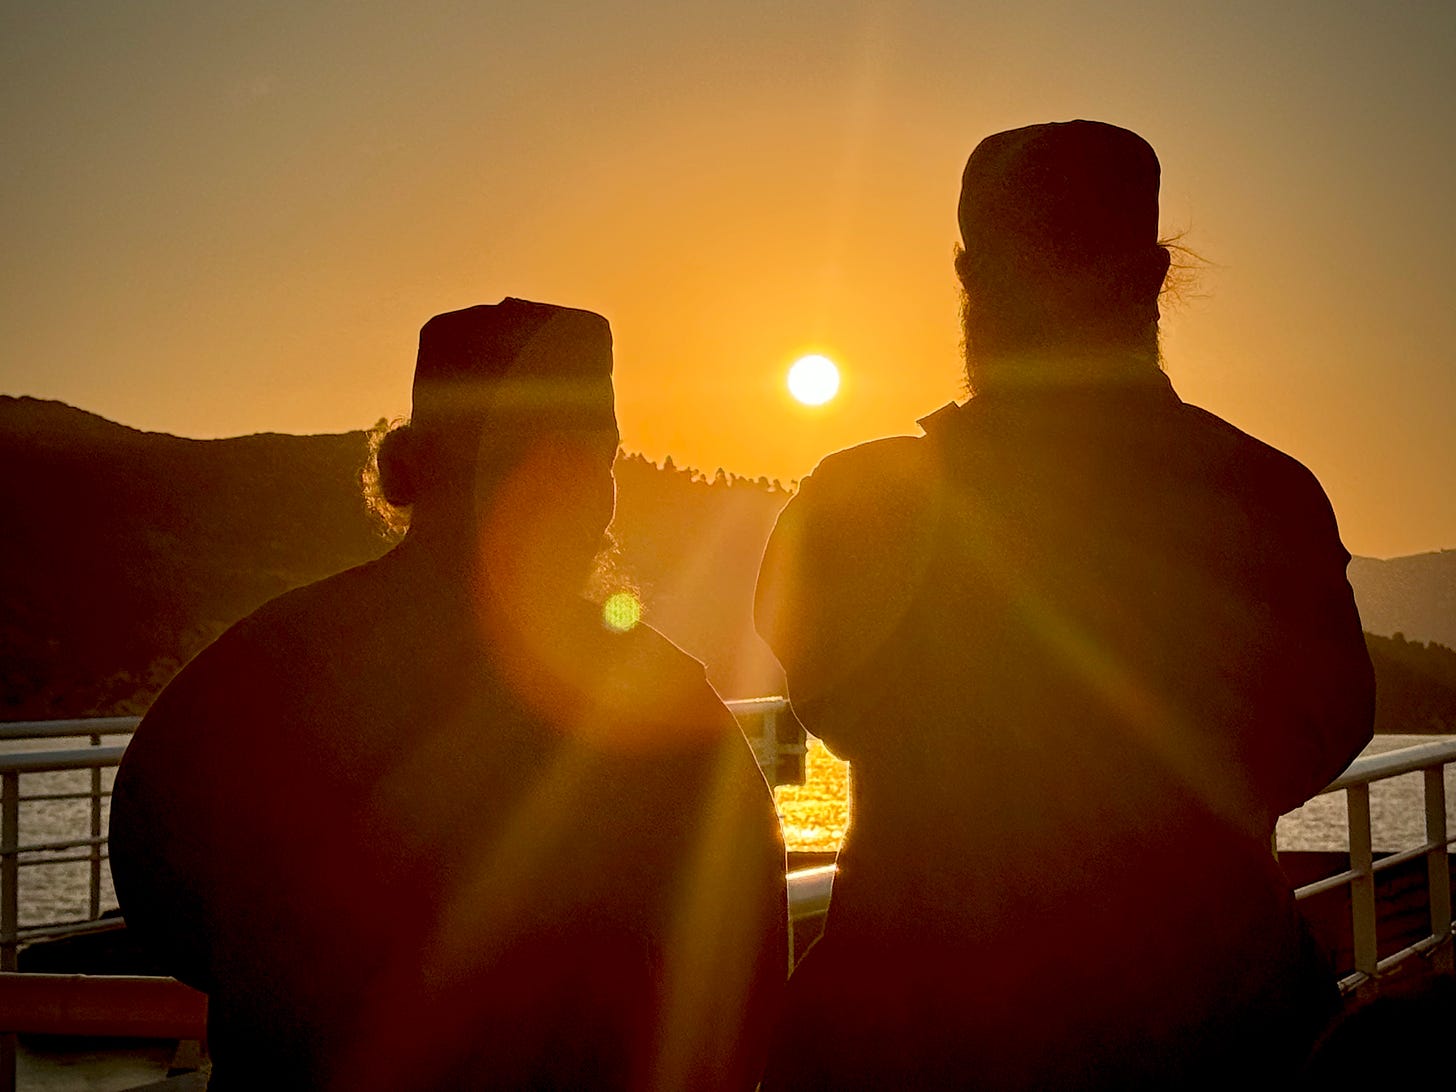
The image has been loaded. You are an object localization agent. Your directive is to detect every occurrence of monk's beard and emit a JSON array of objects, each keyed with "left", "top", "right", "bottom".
[
  {"left": 959, "top": 284, "right": 1164, "bottom": 397},
  {"left": 583, "top": 527, "right": 639, "bottom": 607}
]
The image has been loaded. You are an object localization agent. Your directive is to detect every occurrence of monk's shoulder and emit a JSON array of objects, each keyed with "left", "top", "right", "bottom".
[
  {"left": 1174, "top": 402, "right": 1341, "bottom": 545},
  {"left": 136, "top": 559, "right": 394, "bottom": 745},
  {"left": 797, "top": 435, "right": 937, "bottom": 515},
  {"left": 770, "top": 434, "right": 941, "bottom": 587},
  {"left": 586, "top": 615, "right": 736, "bottom": 736}
]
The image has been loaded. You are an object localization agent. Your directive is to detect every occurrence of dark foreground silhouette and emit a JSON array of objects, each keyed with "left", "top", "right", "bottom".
[
  {"left": 110, "top": 300, "right": 787, "bottom": 1090},
  {"left": 756, "top": 122, "right": 1375, "bottom": 1089},
  {"left": 1300, "top": 974, "right": 1456, "bottom": 1087}
]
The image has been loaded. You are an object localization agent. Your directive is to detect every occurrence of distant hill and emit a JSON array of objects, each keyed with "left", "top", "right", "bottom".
[
  {"left": 1, "top": 396, "right": 388, "bottom": 717},
  {"left": 1348, "top": 551, "right": 1456, "bottom": 649},
  {"left": 1365, "top": 632, "right": 1456, "bottom": 736},
  {"left": 3, "top": 397, "right": 1453, "bottom": 733},
  {"left": 0, "top": 397, "right": 788, "bottom": 717},
  {"left": 611, "top": 453, "right": 789, "bottom": 699}
]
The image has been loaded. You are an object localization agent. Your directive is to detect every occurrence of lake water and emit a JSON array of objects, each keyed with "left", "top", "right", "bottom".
[{"left": 6, "top": 733, "right": 1454, "bottom": 929}]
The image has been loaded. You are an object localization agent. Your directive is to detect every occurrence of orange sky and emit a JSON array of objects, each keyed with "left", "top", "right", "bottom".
[{"left": 3, "top": 3, "right": 1453, "bottom": 558}]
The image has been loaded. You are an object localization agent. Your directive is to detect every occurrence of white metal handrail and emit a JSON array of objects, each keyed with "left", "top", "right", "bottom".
[
  {"left": 786, "top": 864, "right": 836, "bottom": 924},
  {"left": 0, "top": 712, "right": 804, "bottom": 962},
  {"left": 0, "top": 717, "right": 141, "bottom": 743},
  {"left": 4, "top": 720, "right": 1453, "bottom": 985},
  {"left": 0, "top": 720, "right": 141, "bottom": 981},
  {"left": 1280, "top": 737, "right": 1456, "bottom": 991},
  {"left": 725, "top": 696, "right": 808, "bottom": 788}
]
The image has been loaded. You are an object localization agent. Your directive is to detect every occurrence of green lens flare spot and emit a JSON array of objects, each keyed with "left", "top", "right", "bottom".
[{"left": 602, "top": 591, "right": 642, "bottom": 633}]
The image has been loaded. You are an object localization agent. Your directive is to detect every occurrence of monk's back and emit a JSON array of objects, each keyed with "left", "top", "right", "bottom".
[{"left": 112, "top": 549, "right": 779, "bottom": 1089}]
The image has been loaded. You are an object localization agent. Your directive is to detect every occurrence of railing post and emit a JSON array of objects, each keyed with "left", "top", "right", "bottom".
[
  {"left": 1, "top": 770, "right": 18, "bottom": 1092},
  {"left": 1426, "top": 766, "right": 1453, "bottom": 975},
  {"left": 1, "top": 771, "right": 17, "bottom": 973},
  {"left": 763, "top": 708, "right": 778, "bottom": 787},
  {"left": 1347, "top": 783, "right": 1378, "bottom": 979},
  {"left": 90, "top": 733, "right": 103, "bottom": 921}
]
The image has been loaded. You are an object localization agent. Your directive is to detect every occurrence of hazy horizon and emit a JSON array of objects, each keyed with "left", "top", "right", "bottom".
[{"left": 10, "top": 391, "right": 1453, "bottom": 566}]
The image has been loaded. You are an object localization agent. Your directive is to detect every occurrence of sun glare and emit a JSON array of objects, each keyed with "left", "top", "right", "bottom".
[
  {"left": 787, "top": 355, "right": 840, "bottom": 406},
  {"left": 602, "top": 591, "right": 642, "bottom": 633}
]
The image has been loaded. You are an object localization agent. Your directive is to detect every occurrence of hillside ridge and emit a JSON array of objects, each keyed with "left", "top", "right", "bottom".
[{"left": 4, "top": 398, "right": 1454, "bottom": 731}]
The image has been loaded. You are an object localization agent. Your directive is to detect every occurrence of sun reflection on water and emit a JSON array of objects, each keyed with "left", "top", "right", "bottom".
[{"left": 773, "top": 738, "right": 850, "bottom": 852}]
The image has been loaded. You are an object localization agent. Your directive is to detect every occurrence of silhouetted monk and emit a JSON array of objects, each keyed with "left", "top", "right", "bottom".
[
  {"left": 110, "top": 299, "right": 787, "bottom": 1091},
  {"left": 755, "top": 122, "right": 1373, "bottom": 1089}
]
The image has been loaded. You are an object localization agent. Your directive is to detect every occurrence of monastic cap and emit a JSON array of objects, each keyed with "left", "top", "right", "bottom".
[
  {"left": 958, "top": 121, "right": 1160, "bottom": 272},
  {"left": 411, "top": 298, "right": 615, "bottom": 432}
]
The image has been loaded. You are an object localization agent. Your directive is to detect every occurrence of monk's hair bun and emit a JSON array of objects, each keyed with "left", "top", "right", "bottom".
[
  {"left": 375, "top": 422, "right": 420, "bottom": 507},
  {"left": 361, "top": 419, "right": 416, "bottom": 540}
]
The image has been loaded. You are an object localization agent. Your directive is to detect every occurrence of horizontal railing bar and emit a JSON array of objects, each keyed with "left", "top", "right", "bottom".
[
  {"left": 787, "top": 864, "right": 835, "bottom": 923},
  {"left": 0, "top": 717, "right": 140, "bottom": 742},
  {"left": 1373, "top": 932, "right": 1451, "bottom": 975},
  {"left": 1, "top": 721, "right": 1450, "bottom": 978},
  {"left": 1320, "top": 739, "right": 1456, "bottom": 793},
  {"left": 1370, "top": 839, "right": 1456, "bottom": 875},
  {"left": 18, "top": 791, "right": 113, "bottom": 803},
  {"left": 11, "top": 917, "right": 125, "bottom": 943},
  {"left": 11, "top": 835, "right": 107, "bottom": 855},
  {"left": 0, "top": 746, "right": 126, "bottom": 774},
  {"left": 723, "top": 696, "right": 789, "bottom": 713},
  {"left": 1294, "top": 869, "right": 1363, "bottom": 900},
  {"left": 14, "top": 852, "right": 106, "bottom": 868},
  {"left": 1294, "top": 841, "right": 1456, "bottom": 899},
  {"left": 1336, "top": 970, "right": 1369, "bottom": 994},
  {"left": 1, "top": 721, "right": 1448, "bottom": 788}
]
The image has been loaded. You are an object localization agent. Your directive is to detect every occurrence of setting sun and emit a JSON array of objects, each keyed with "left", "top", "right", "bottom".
[{"left": 787, "top": 355, "right": 840, "bottom": 406}]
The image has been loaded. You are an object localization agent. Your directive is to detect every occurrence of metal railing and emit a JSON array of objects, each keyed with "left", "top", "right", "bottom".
[
  {"left": 0, "top": 718, "right": 1452, "bottom": 1092},
  {"left": 4, "top": 720, "right": 1453, "bottom": 990},
  {"left": 0, "top": 710, "right": 821, "bottom": 1092},
  {"left": 726, "top": 696, "right": 806, "bottom": 787},
  {"left": 0, "top": 710, "right": 811, "bottom": 961},
  {"left": 0, "top": 717, "right": 140, "bottom": 972},
  {"left": 786, "top": 864, "right": 835, "bottom": 926},
  {"left": 1279, "top": 738, "right": 1456, "bottom": 990}
]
